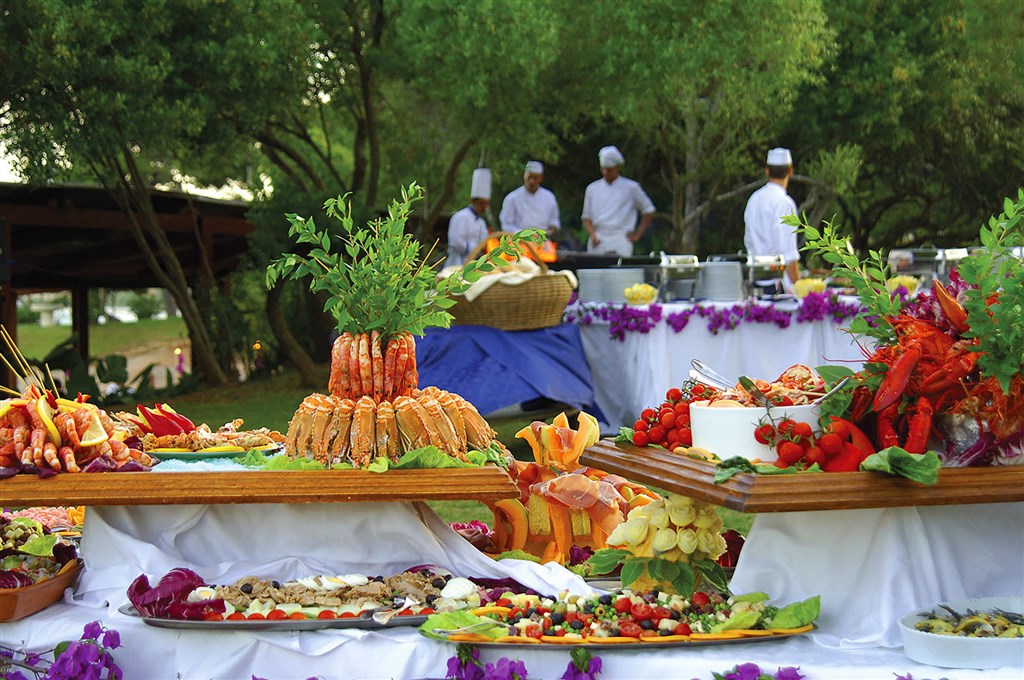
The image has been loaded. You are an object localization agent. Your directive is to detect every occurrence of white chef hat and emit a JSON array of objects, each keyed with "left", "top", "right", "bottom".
[
  {"left": 470, "top": 168, "right": 491, "bottom": 199},
  {"left": 766, "top": 147, "right": 793, "bottom": 166},
  {"left": 598, "top": 146, "right": 625, "bottom": 168},
  {"left": 524, "top": 160, "right": 544, "bottom": 175}
]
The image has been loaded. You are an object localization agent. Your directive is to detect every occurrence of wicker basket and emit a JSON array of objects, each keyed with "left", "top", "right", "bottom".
[{"left": 449, "top": 235, "right": 575, "bottom": 331}]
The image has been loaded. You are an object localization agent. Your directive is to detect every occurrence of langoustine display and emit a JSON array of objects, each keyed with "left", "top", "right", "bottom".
[{"left": 286, "top": 331, "right": 503, "bottom": 468}]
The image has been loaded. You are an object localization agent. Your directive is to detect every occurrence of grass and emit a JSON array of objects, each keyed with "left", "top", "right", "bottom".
[{"left": 16, "top": 318, "right": 188, "bottom": 360}]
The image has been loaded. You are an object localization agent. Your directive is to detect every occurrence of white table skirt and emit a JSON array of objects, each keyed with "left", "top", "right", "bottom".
[
  {"left": 577, "top": 302, "right": 865, "bottom": 431},
  {"left": 3, "top": 502, "right": 1021, "bottom": 679}
]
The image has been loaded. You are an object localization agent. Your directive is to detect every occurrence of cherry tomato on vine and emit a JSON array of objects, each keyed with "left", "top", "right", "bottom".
[
  {"left": 633, "top": 419, "right": 649, "bottom": 432},
  {"left": 632, "top": 431, "right": 649, "bottom": 447},
  {"left": 660, "top": 411, "right": 677, "bottom": 429},
  {"left": 753, "top": 423, "right": 776, "bottom": 445},
  {"left": 791, "top": 422, "right": 813, "bottom": 440},
  {"left": 673, "top": 402, "right": 690, "bottom": 416},
  {"left": 640, "top": 408, "right": 657, "bottom": 422},
  {"left": 666, "top": 387, "right": 683, "bottom": 403}
]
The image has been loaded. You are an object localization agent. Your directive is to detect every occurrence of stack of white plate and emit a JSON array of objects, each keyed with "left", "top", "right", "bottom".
[
  {"left": 575, "top": 269, "right": 606, "bottom": 303},
  {"left": 695, "top": 262, "right": 745, "bottom": 301},
  {"left": 575, "top": 268, "right": 646, "bottom": 303}
]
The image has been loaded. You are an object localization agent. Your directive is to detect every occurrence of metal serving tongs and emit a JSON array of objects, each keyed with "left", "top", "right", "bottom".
[
  {"left": 372, "top": 595, "right": 421, "bottom": 624},
  {"left": 432, "top": 621, "right": 507, "bottom": 636},
  {"left": 689, "top": 359, "right": 734, "bottom": 391}
]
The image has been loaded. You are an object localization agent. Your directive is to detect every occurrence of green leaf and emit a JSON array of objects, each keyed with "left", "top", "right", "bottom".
[
  {"left": 619, "top": 558, "right": 646, "bottom": 588},
  {"left": 586, "top": 548, "right": 634, "bottom": 575},
  {"left": 693, "top": 559, "right": 730, "bottom": 594},
  {"left": 669, "top": 566, "right": 695, "bottom": 596},
  {"left": 765, "top": 595, "right": 821, "bottom": 629},
  {"left": 859, "top": 447, "right": 941, "bottom": 485},
  {"left": 615, "top": 427, "right": 635, "bottom": 443}
]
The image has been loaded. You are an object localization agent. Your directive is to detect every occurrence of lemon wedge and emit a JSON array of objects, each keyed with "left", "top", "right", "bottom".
[
  {"left": 78, "top": 412, "right": 110, "bottom": 448},
  {"left": 150, "top": 447, "right": 194, "bottom": 453},
  {"left": 197, "top": 445, "right": 246, "bottom": 453},
  {"left": 56, "top": 398, "right": 98, "bottom": 413},
  {"left": 35, "top": 399, "right": 62, "bottom": 445},
  {"left": 0, "top": 398, "right": 27, "bottom": 419}
]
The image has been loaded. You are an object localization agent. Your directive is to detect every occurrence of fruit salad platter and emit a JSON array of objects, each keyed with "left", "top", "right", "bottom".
[
  {"left": 421, "top": 587, "right": 819, "bottom": 647},
  {"left": 121, "top": 565, "right": 551, "bottom": 631}
]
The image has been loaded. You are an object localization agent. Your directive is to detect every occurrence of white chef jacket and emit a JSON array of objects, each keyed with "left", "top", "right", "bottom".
[
  {"left": 498, "top": 185, "right": 560, "bottom": 233},
  {"left": 581, "top": 176, "right": 655, "bottom": 256},
  {"left": 743, "top": 181, "right": 800, "bottom": 291},
  {"left": 447, "top": 206, "right": 488, "bottom": 267}
]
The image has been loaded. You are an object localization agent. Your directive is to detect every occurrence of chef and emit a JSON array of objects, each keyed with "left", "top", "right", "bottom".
[
  {"left": 498, "top": 160, "right": 560, "bottom": 236},
  {"left": 743, "top": 147, "right": 802, "bottom": 293},
  {"left": 581, "top": 146, "right": 656, "bottom": 257},
  {"left": 446, "top": 168, "right": 491, "bottom": 267}
]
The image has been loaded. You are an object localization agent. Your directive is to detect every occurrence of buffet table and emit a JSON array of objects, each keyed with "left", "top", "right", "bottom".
[
  {"left": 575, "top": 300, "right": 865, "bottom": 431},
  {"left": 416, "top": 323, "right": 601, "bottom": 417}
]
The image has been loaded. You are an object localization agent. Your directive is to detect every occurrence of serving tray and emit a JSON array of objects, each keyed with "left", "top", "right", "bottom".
[
  {"left": 580, "top": 440, "right": 1024, "bottom": 513},
  {"left": 118, "top": 603, "right": 428, "bottom": 630},
  {"left": 0, "top": 467, "right": 519, "bottom": 506},
  {"left": 440, "top": 626, "right": 813, "bottom": 649}
]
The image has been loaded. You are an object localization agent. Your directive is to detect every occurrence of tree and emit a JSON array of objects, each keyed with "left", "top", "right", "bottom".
[
  {"left": 0, "top": 0, "right": 311, "bottom": 386},
  {"left": 781, "top": 0, "right": 1024, "bottom": 251},
  {"left": 576, "top": 0, "right": 832, "bottom": 253}
]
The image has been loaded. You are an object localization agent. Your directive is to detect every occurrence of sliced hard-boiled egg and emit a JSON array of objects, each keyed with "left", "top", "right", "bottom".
[
  {"left": 187, "top": 586, "right": 218, "bottom": 602},
  {"left": 439, "top": 577, "right": 476, "bottom": 600}
]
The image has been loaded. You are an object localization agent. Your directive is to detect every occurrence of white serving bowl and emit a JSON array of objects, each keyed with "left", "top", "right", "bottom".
[
  {"left": 690, "top": 401, "right": 819, "bottom": 463},
  {"left": 898, "top": 596, "right": 1024, "bottom": 670}
]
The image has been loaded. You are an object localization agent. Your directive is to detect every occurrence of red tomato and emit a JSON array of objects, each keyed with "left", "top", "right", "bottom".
[
  {"left": 673, "top": 622, "right": 693, "bottom": 635},
  {"left": 773, "top": 458, "right": 792, "bottom": 468},
  {"left": 316, "top": 610, "right": 337, "bottom": 619},
  {"left": 818, "top": 432, "right": 844, "bottom": 456},
  {"left": 288, "top": 612, "right": 307, "bottom": 620},
  {"left": 804, "top": 445, "right": 827, "bottom": 466},
  {"left": 676, "top": 413, "right": 691, "bottom": 428},
  {"left": 753, "top": 423, "right": 776, "bottom": 445},
  {"left": 203, "top": 612, "right": 224, "bottom": 621},
  {"left": 633, "top": 419, "right": 649, "bottom": 432},
  {"left": 266, "top": 610, "right": 288, "bottom": 620},
  {"left": 691, "top": 384, "right": 707, "bottom": 397},
  {"left": 777, "top": 419, "right": 797, "bottom": 435},
  {"left": 524, "top": 624, "right": 543, "bottom": 639},
  {"left": 542, "top": 617, "right": 553, "bottom": 630},
  {"left": 651, "top": 606, "right": 673, "bottom": 621},
  {"left": 226, "top": 612, "right": 246, "bottom": 620},
  {"left": 673, "top": 401, "right": 690, "bottom": 416},
  {"left": 677, "top": 428, "right": 693, "bottom": 446},
  {"left": 496, "top": 598, "right": 512, "bottom": 607},
  {"left": 339, "top": 611, "right": 357, "bottom": 618},
  {"left": 555, "top": 628, "right": 567, "bottom": 636},
  {"left": 660, "top": 411, "right": 677, "bottom": 429},
  {"left": 666, "top": 387, "right": 683, "bottom": 403},
  {"left": 647, "top": 426, "right": 666, "bottom": 444},
  {"left": 665, "top": 428, "right": 680, "bottom": 445},
  {"left": 690, "top": 592, "right": 710, "bottom": 608},
  {"left": 771, "top": 395, "right": 795, "bottom": 406},
  {"left": 247, "top": 612, "right": 266, "bottom": 620},
  {"left": 630, "top": 602, "right": 653, "bottom": 620},
  {"left": 618, "top": 621, "right": 643, "bottom": 638},
  {"left": 632, "top": 431, "right": 649, "bottom": 447},
  {"left": 613, "top": 597, "right": 633, "bottom": 614},
  {"left": 640, "top": 408, "right": 657, "bottom": 422},
  {"left": 419, "top": 607, "right": 435, "bottom": 615},
  {"left": 791, "top": 422, "right": 813, "bottom": 439},
  {"left": 828, "top": 420, "right": 851, "bottom": 441}
]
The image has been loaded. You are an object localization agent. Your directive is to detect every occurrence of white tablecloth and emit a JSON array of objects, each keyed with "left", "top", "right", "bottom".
[
  {"left": 2, "top": 502, "right": 1021, "bottom": 678},
  {"left": 577, "top": 301, "right": 865, "bottom": 431}
]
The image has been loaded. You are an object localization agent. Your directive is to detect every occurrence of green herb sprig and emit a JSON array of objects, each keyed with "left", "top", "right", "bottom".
[
  {"left": 265, "top": 183, "right": 543, "bottom": 338},
  {"left": 955, "top": 189, "right": 1024, "bottom": 393},
  {"left": 784, "top": 213, "right": 899, "bottom": 344}
]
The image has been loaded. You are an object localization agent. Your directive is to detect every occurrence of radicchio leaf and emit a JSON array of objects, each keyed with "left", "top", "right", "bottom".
[
  {"left": 127, "top": 568, "right": 224, "bottom": 620},
  {"left": 114, "top": 459, "right": 151, "bottom": 473},
  {"left": 993, "top": 431, "right": 1024, "bottom": 466},
  {"left": 82, "top": 456, "right": 117, "bottom": 473},
  {"left": 0, "top": 570, "right": 35, "bottom": 589}
]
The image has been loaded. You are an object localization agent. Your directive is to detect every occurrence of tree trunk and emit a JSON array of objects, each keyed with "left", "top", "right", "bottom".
[
  {"left": 420, "top": 138, "right": 475, "bottom": 240},
  {"left": 681, "top": 110, "right": 702, "bottom": 254},
  {"left": 101, "top": 149, "right": 232, "bottom": 387},
  {"left": 266, "top": 280, "right": 323, "bottom": 388}
]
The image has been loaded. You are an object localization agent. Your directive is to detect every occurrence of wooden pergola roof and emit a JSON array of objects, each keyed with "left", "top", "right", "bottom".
[
  {"left": 0, "top": 182, "right": 254, "bottom": 290},
  {"left": 0, "top": 182, "right": 255, "bottom": 385}
]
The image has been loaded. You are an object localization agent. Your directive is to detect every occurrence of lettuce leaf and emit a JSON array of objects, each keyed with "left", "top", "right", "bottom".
[
  {"left": 859, "top": 447, "right": 940, "bottom": 485},
  {"left": 417, "top": 611, "right": 506, "bottom": 641},
  {"left": 765, "top": 595, "right": 821, "bottom": 629},
  {"left": 732, "top": 591, "right": 770, "bottom": 603},
  {"left": 368, "top": 446, "right": 505, "bottom": 473},
  {"left": 712, "top": 608, "right": 761, "bottom": 632},
  {"left": 17, "top": 534, "right": 58, "bottom": 557}
]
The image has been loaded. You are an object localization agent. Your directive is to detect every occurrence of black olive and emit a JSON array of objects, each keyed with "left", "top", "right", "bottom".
[
  {"left": 550, "top": 612, "right": 565, "bottom": 625},
  {"left": 639, "top": 619, "right": 655, "bottom": 630},
  {"left": 581, "top": 602, "right": 592, "bottom": 613},
  {"left": 425, "top": 594, "right": 437, "bottom": 604},
  {"left": 569, "top": 619, "right": 584, "bottom": 630},
  {"left": 597, "top": 594, "right": 612, "bottom": 605},
  {"left": 670, "top": 610, "right": 681, "bottom": 620},
  {"left": 510, "top": 615, "right": 522, "bottom": 624},
  {"left": 372, "top": 575, "right": 384, "bottom": 582},
  {"left": 659, "top": 628, "right": 673, "bottom": 636},
  {"left": 431, "top": 577, "right": 446, "bottom": 589},
  {"left": 525, "top": 607, "right": 537, "bottom": 617},
  {"left": 240, "top": 583, "right": 253, "bottom": 594},
  {"left": 271, "top": 581, "right": 281, "bottom": 589}
]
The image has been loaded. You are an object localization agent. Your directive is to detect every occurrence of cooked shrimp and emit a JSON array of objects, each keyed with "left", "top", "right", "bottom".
[
  {"left": 383, "top": 335, "right": 399, "bottom": 400},
  {"left": 370, "top": 330, "right": 384, "bottom": 400},
  {"left": 329, "top": 333, "right": 352, "bottom": 398},
  {"left": 357, "top": 333, "right": 373, "bottom": 399},
  {"left": 43, "top": 442, "right": 62, "bottom": 471},
  {"left": 392, "top": 334, "right": 410, "bottom": 400},
  {"left": 347, "top": 332, "right": 363, "bottom": 397},
  {"left": 55, "top": 412, "right": 82, "bottom": 447},
  {"left": 403, "top": 333, "right": 419, "bottom": 394},
  {"left": 30, "top": 428, "right": 46, "bottom": 466},
  {"left": 59, "top": 446, "right": 80, "bottom": 473}
]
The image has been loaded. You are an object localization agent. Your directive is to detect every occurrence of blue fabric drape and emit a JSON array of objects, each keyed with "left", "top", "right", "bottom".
[{"left": 416, "top": 323, "right": 602, "bottom": 420}]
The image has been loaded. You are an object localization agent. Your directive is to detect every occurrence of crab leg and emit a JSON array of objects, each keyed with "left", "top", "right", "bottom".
[
  {"left": 329, "top": 332, "right": 352, "bottom": 398},
  {"left": 348, "top": 332, "right": 363, "bottom": 398},
  {"left": 382, "top": 336, "right": 399, "bottom": 400},
  {"left": 370, "top": 331, "right": 384, "bottom": 400}
]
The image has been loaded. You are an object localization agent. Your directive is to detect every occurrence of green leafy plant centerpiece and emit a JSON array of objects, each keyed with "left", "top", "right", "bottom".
[{"left": 265, "top": 183, "right": 543, "bottom": 339}]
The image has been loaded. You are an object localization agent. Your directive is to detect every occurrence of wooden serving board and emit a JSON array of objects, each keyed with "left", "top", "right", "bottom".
[
  {"left": 0, "top": 467, "right": 519, "bottom": 506},
  {"left": 581, "top": 439, "right": 1024, "bottom": 513}
]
